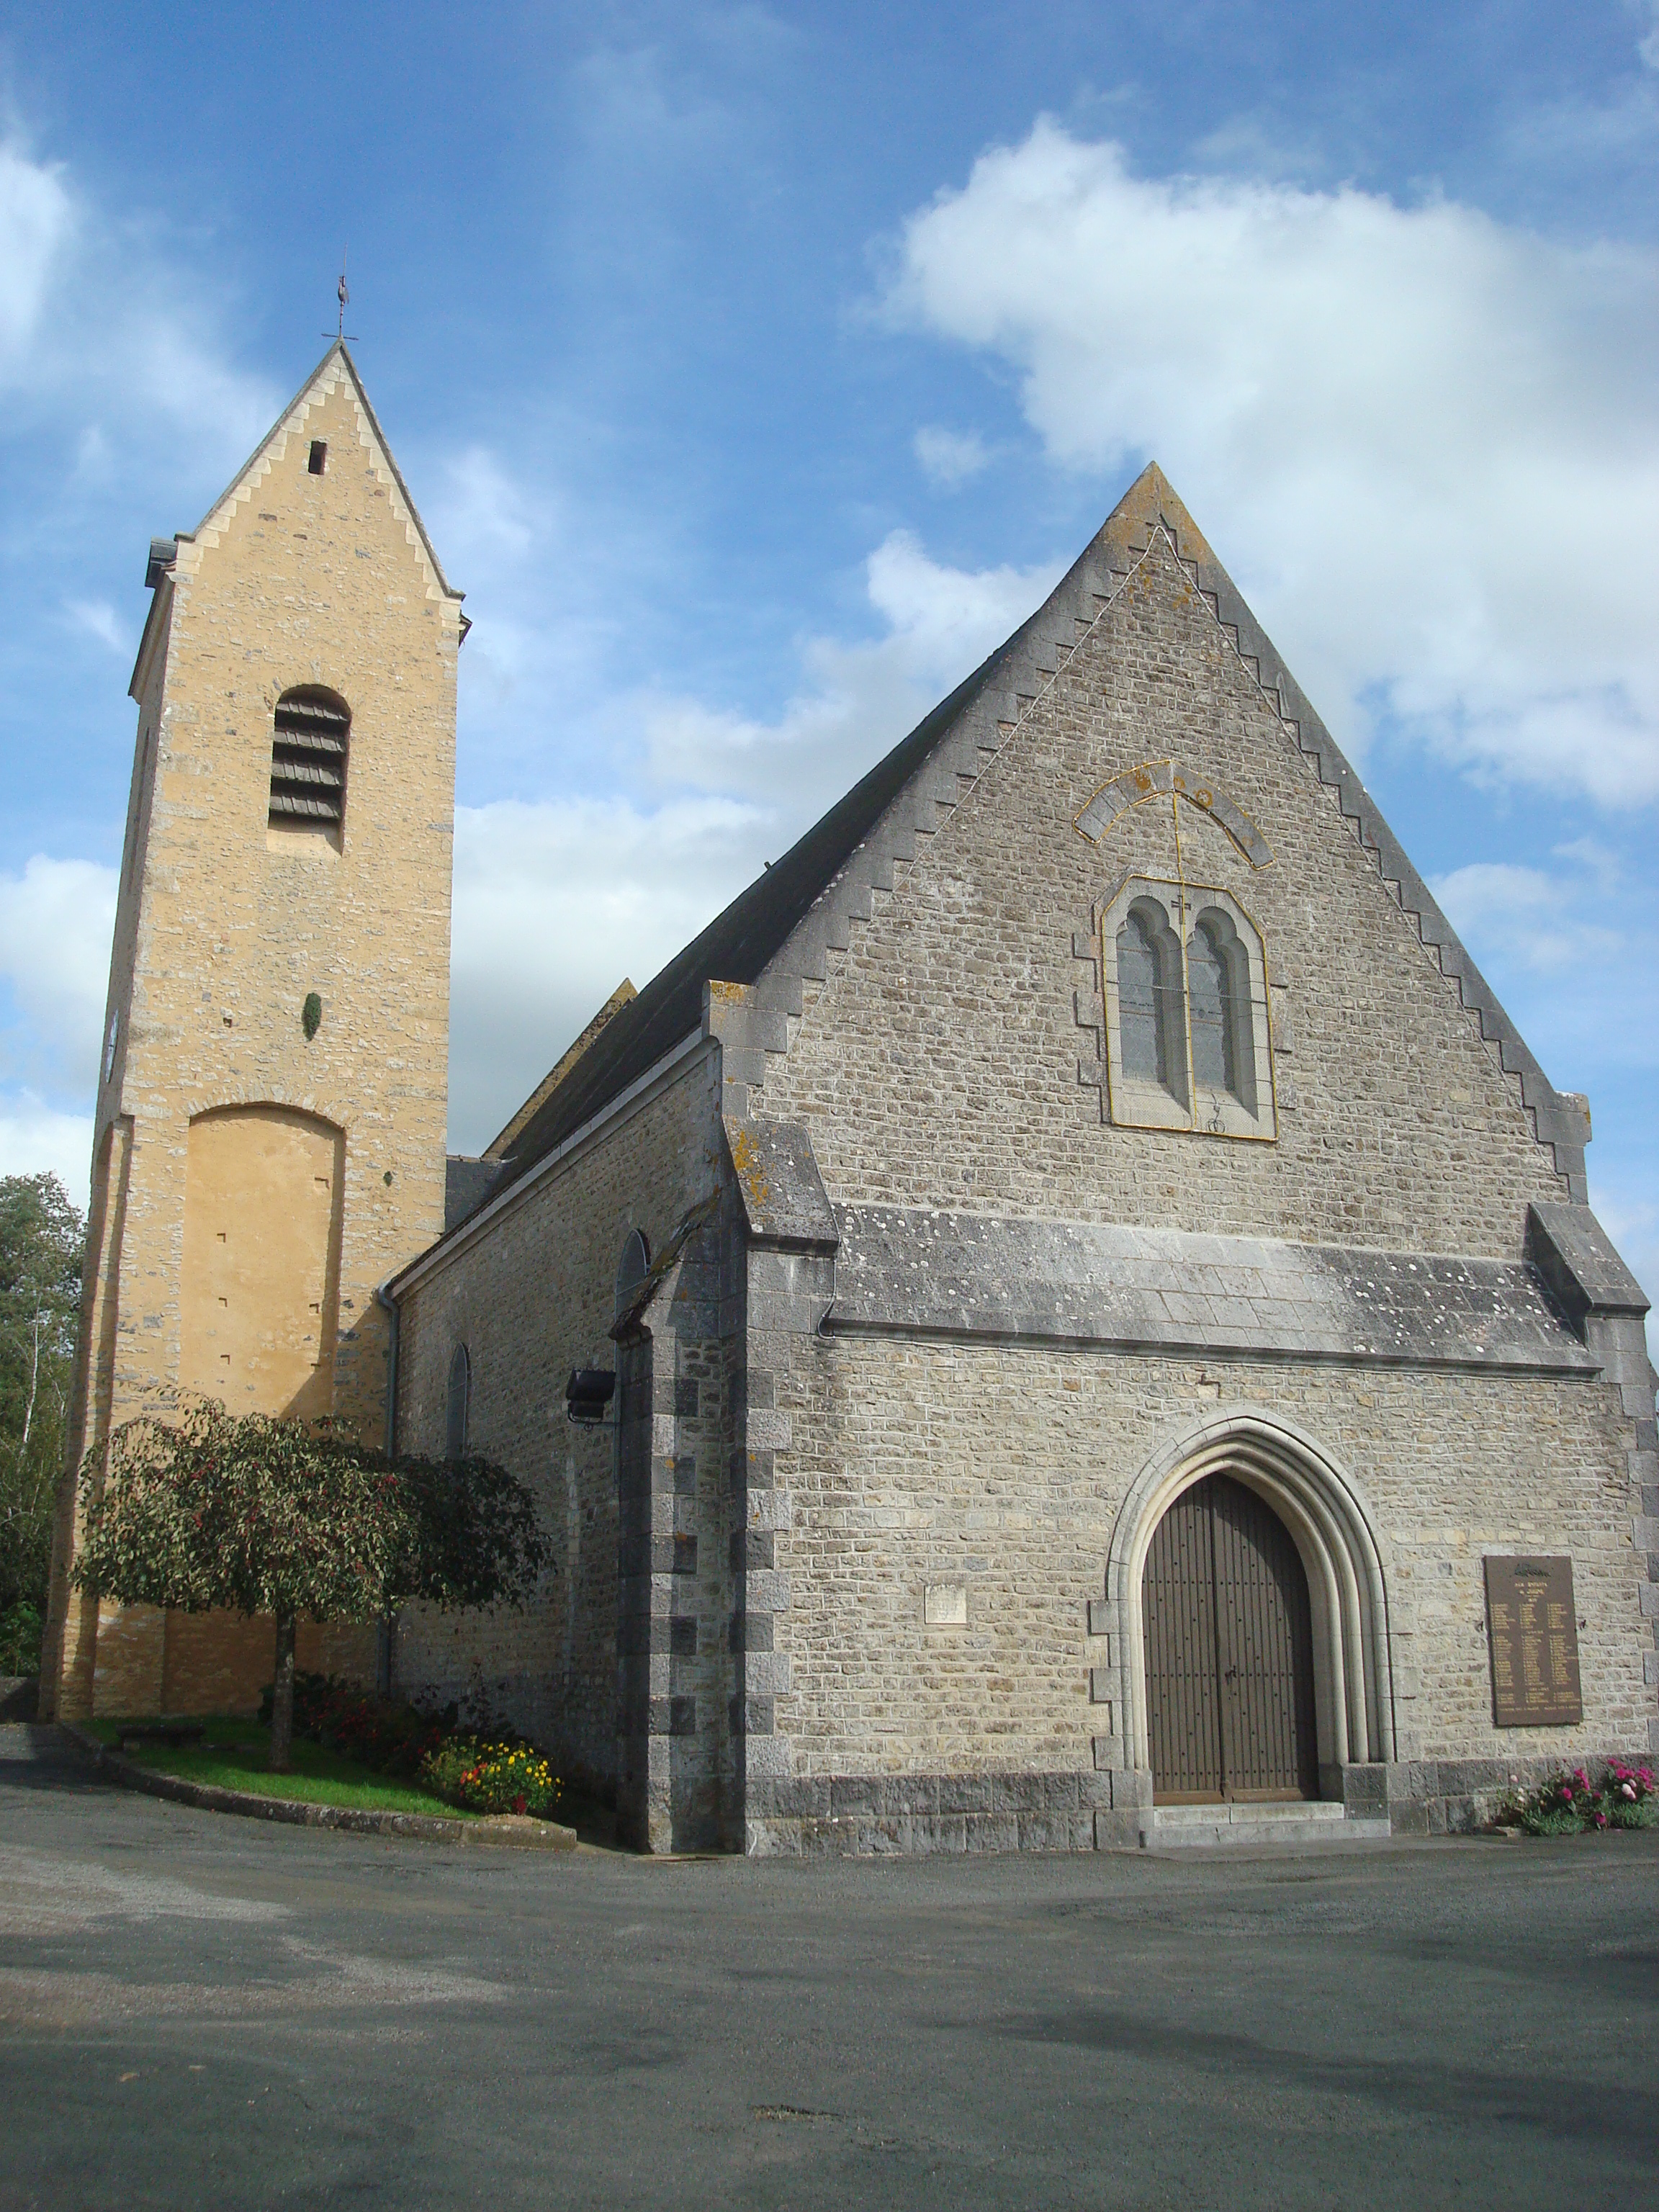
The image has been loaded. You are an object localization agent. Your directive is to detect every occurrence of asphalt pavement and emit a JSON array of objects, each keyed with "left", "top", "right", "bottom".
[{"left": 1, "top": 1722, "right": 1655, "bottom": 2210}]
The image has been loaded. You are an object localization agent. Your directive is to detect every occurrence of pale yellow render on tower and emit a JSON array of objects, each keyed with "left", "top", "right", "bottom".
[{"left": 40, "top": 343, "right": 465, "bottom": 1723}]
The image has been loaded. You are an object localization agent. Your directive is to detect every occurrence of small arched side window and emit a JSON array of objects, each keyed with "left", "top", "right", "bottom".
[
  {"left": 269, "top": 686, "right": 350, "bottom": 832},
  {"left": 1101, "top": 876, "right": 1274, "bottom": 1141},
  {"left": 615, "top": 1228, "right": 649, "bottom": 1323},
  {"left": 445, "top": 1344, "right": 470, "bottom": 1460}
]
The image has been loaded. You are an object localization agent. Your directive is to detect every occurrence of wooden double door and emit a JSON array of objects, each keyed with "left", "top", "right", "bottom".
[{"left": 1141, "top": 1474, "right": 1318, "bottom": 1804}]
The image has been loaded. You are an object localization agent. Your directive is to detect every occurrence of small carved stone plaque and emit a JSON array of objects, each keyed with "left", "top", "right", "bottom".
[
  {"left": 1483, "top": 1556, "right": 1582, "bottom": 1728},
  {"left": 923, "top": 1582, "right": 967, "bottom": 1627}
]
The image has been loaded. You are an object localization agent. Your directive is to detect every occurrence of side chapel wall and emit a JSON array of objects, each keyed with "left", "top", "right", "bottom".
[{"left": 392, "top": 1046, "right": 727, "bottom": 1799}]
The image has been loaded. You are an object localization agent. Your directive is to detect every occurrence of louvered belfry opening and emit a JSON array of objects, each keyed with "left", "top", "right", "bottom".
[{"left": 269, "top": 687, "right": 350, "bottom": 831}]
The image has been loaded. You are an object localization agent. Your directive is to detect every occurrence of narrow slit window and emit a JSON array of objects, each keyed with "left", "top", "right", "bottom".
[
  {"left": 446, "top": 1344, "right": 471, "bottom": 1460},
  {"left": 269, "top": 687, "right": 349, "bottom": 830},
  {"left": 308, "top": 440, "right": 328, "bottom": 475}
]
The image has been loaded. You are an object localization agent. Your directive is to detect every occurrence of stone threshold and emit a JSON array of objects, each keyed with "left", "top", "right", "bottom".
[
  {"left": 1146, "top": 1800, "right": 1391, "bottom": 1851},
  {"left": 58, "top": 1724, "right": 577, "bottom": 1851}
]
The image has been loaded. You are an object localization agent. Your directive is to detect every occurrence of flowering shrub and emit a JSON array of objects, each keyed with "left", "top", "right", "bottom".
[
  {"left": 260, "top": 1672, "right": 449, "bottom": 1780},
  {"left": 1601, "top": 1761, "right": 1656, "bottom": 1830},
  {"left": 421, "top": 1737, "right": 561, "bottom": 1818},
  {"left": 1502, "top": 1762, "right": 1655, "bottom": 1835},
  {"left": 261, "top": 1672, "right": 561, "bottom": 1818}
]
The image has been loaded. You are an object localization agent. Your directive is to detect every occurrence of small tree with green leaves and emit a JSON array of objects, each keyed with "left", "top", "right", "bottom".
[
  {"left": 71, "top": 1399, "right": 545, "bottom": 1768},
  {"left": 0, "top": 1173, "right": 86, "bottom": 1673}
]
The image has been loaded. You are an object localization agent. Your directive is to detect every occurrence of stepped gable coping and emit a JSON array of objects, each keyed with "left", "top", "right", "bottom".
[{"left": 477, "top": 462, "right": 1590, "bottom": 1210}]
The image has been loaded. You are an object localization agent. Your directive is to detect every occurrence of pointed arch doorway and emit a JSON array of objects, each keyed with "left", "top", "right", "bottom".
[{"left": 1141, "top": 1473, "right": 1318, "bottom": 1803}]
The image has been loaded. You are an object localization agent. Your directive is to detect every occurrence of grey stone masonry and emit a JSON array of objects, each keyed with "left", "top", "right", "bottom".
[
  {"left": 700, "top": 468, "right": 1589, "bottom": 1208},
  {"left": 827, "top": 1207, "right": 1599, "bottom": 1375},
  {"left": 1528, "top": 1202, "right": 1659, "bottom": 1752},
  {"left": 612, "top": 1197, "right": 735, "bottom": 1852}
]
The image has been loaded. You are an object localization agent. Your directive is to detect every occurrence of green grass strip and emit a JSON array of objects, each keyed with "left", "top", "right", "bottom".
[{"left": 84, "top": 1715, "right": 478, "bottom": 1820}]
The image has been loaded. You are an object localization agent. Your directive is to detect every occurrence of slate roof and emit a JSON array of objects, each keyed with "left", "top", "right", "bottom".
[{"left": 487, "top": 654, "right": 995, "bottom": 1187}]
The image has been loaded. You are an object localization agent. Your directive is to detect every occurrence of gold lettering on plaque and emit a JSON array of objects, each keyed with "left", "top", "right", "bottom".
[{"left": 1483, "top": 1557, "right": 1582, "bottom": 1728}]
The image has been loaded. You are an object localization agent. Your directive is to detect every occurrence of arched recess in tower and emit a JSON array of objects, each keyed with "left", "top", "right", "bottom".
[{"left": 179, "top": 1105, "right": 346, "bottom": 1421}]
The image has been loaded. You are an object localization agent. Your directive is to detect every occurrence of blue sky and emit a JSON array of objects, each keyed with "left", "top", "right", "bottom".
[{"left": 1, "top": 1, "right": 1655, "bottom": 1307}]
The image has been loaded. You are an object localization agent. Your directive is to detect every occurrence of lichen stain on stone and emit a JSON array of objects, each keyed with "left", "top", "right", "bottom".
[{"left": 729, "top": 1124, "right": 770, "bottom": 1213}]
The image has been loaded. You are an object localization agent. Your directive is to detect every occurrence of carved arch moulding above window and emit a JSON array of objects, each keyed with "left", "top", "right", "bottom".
[
  {"left": 1074, "top": 757, "right": 1273, "bottom": 870},
  {"left": 1084, "top": 875, "right": 1277, "bottom": 1142}
]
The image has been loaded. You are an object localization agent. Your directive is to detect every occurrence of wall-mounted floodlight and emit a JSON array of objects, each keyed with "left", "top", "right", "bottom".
[{"left": 566, "top": 1370, "right": 616, "bottom": 1426}]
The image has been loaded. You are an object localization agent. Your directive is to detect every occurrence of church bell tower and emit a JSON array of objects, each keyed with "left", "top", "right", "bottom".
[{"left": 41, "top": 343, "right": 465, "bottom": 1722}]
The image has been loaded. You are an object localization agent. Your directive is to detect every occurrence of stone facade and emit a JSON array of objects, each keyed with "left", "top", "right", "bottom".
[
  {"left": 392, "top": 1040, "right": 730, "bottom": 1830},
  {"left": 392, "top": 464, "right": 1652, "bottom": 1853},
  {"left": 52, "top": 392, "right": 1653, "bottom": 1854},
  {"left": 42, "top": 344, "right": 464, "bottom": 1721}
]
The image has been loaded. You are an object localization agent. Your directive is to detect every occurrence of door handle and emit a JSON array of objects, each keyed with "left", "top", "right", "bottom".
[{"left": 1223, "top": 1667, "right": 1238, "bottom": 1682}]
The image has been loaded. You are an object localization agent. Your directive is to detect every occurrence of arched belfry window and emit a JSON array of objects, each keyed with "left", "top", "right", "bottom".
[
  {"left": 269, "top": 687, "right": 350, "bottom": 832},
  {"left": 445, "top": 1344, "right": 470, "bottom": 1460},
  {"left": 1101, "top": 878, "right": 1275, "bottom": 1140}
]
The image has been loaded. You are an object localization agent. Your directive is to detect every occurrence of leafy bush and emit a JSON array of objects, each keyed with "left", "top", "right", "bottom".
[
  {"left": 0, "top": 1599, "right": 42, "bottom": 1676},
  {"left": 259, "top": 1671, "right": 450, "bottom": 1781},
  {"left": 1502, "top": 1762, "right": 1655, "bottom": 1835},
  {"left": 263, "top": 1671, "right": 561, "bottom": 1820}
]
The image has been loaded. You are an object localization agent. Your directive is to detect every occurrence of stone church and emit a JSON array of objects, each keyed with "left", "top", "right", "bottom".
[{"left": 43, "top": 343, "right": 1657, "bottom": 1854}]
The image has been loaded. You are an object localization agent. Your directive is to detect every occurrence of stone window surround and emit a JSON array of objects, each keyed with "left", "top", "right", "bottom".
[{"left": 1100, "top": 874, "right": 1277, "bottom": 1142}]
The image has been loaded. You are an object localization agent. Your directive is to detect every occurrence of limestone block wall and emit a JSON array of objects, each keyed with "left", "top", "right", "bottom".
[
  {"left": 756, "top": 536, "right": 1571, "bottom": 1262},
  {"left": 44, "top": 349, "right": 460, "bottom": 1721},
  {"left": 742, "top": 1330, "right": 1649, "bottom": 1852},
  {"left": 392, "top": 1044, "right": 724, "bottom": 1794}
]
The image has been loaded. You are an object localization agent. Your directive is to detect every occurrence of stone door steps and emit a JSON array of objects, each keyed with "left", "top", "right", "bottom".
[{"left": 1144, "top": 1800, "right": 1392, "bottom": 1851}]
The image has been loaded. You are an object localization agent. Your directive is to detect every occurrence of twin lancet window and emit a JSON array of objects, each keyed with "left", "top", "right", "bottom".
[
  {"left": 1102, "top": 878, "right": 1275, "bottom": 1140},
  {"left": 269, "top": 686, "right": 350, "bottom": 832}
]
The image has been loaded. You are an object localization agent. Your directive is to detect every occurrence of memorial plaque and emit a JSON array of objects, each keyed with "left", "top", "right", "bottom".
[{"left": 1483, "top": 1556, "right": 1582, "bottom": 1728}]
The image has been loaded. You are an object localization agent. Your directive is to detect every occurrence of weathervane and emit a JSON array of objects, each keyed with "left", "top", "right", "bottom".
[{"left": 327, "top": 249, "right": 359, "bottom": 343}]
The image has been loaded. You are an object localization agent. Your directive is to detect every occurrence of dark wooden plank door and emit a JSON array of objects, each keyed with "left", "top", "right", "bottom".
[
  {"left": 1142, "top": 1475, "right": 1317, "bottom": 1804},
  {"left": 1141, "top": 1480, "right": 1224, "bottom": 1803}
]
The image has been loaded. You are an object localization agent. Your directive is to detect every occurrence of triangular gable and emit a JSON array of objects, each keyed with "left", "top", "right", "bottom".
[
  {"left": 132, "top": 343, "right": 464, "bottom": 696},
  {"left": 488, "top": 464, "right": 1589, "bottom": 1205}
]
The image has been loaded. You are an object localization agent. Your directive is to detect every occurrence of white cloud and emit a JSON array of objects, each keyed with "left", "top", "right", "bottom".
[
  {"left": 0, "top": 1093, "right": 91, "bottom": 1206},
  {"left": 0, "top": 143, "right": 72, "bottom": 369},
  {"left": 914, "top": 424, "right": 991, "bottom": 488},
  {"left": 65, "top": 600, "right": 130, "bottom": 655},
  {"left": 1431, "top": 862, "right": 1622, "bottom": 977},
  {"left": 447, "top": 531, "right": 1060, "bottom": 1146},
  {"left": 642, "top": 529, "right": 1058, "bottom": 811},
  {"left": 0, "top": 136, "right": 278, "bottom": 482},
  {"left": 1588, "top": 1180, "right": 1658, "bottom": 1356},
  {"left": 449, "top": 793, "right": 765, "bottom": 1148},
  {"left": 0, "top": 856, "right": 119, "bottom": 1093},
  {"left": 888, "top": 121, "right": 1659, "bottom": 806}
]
